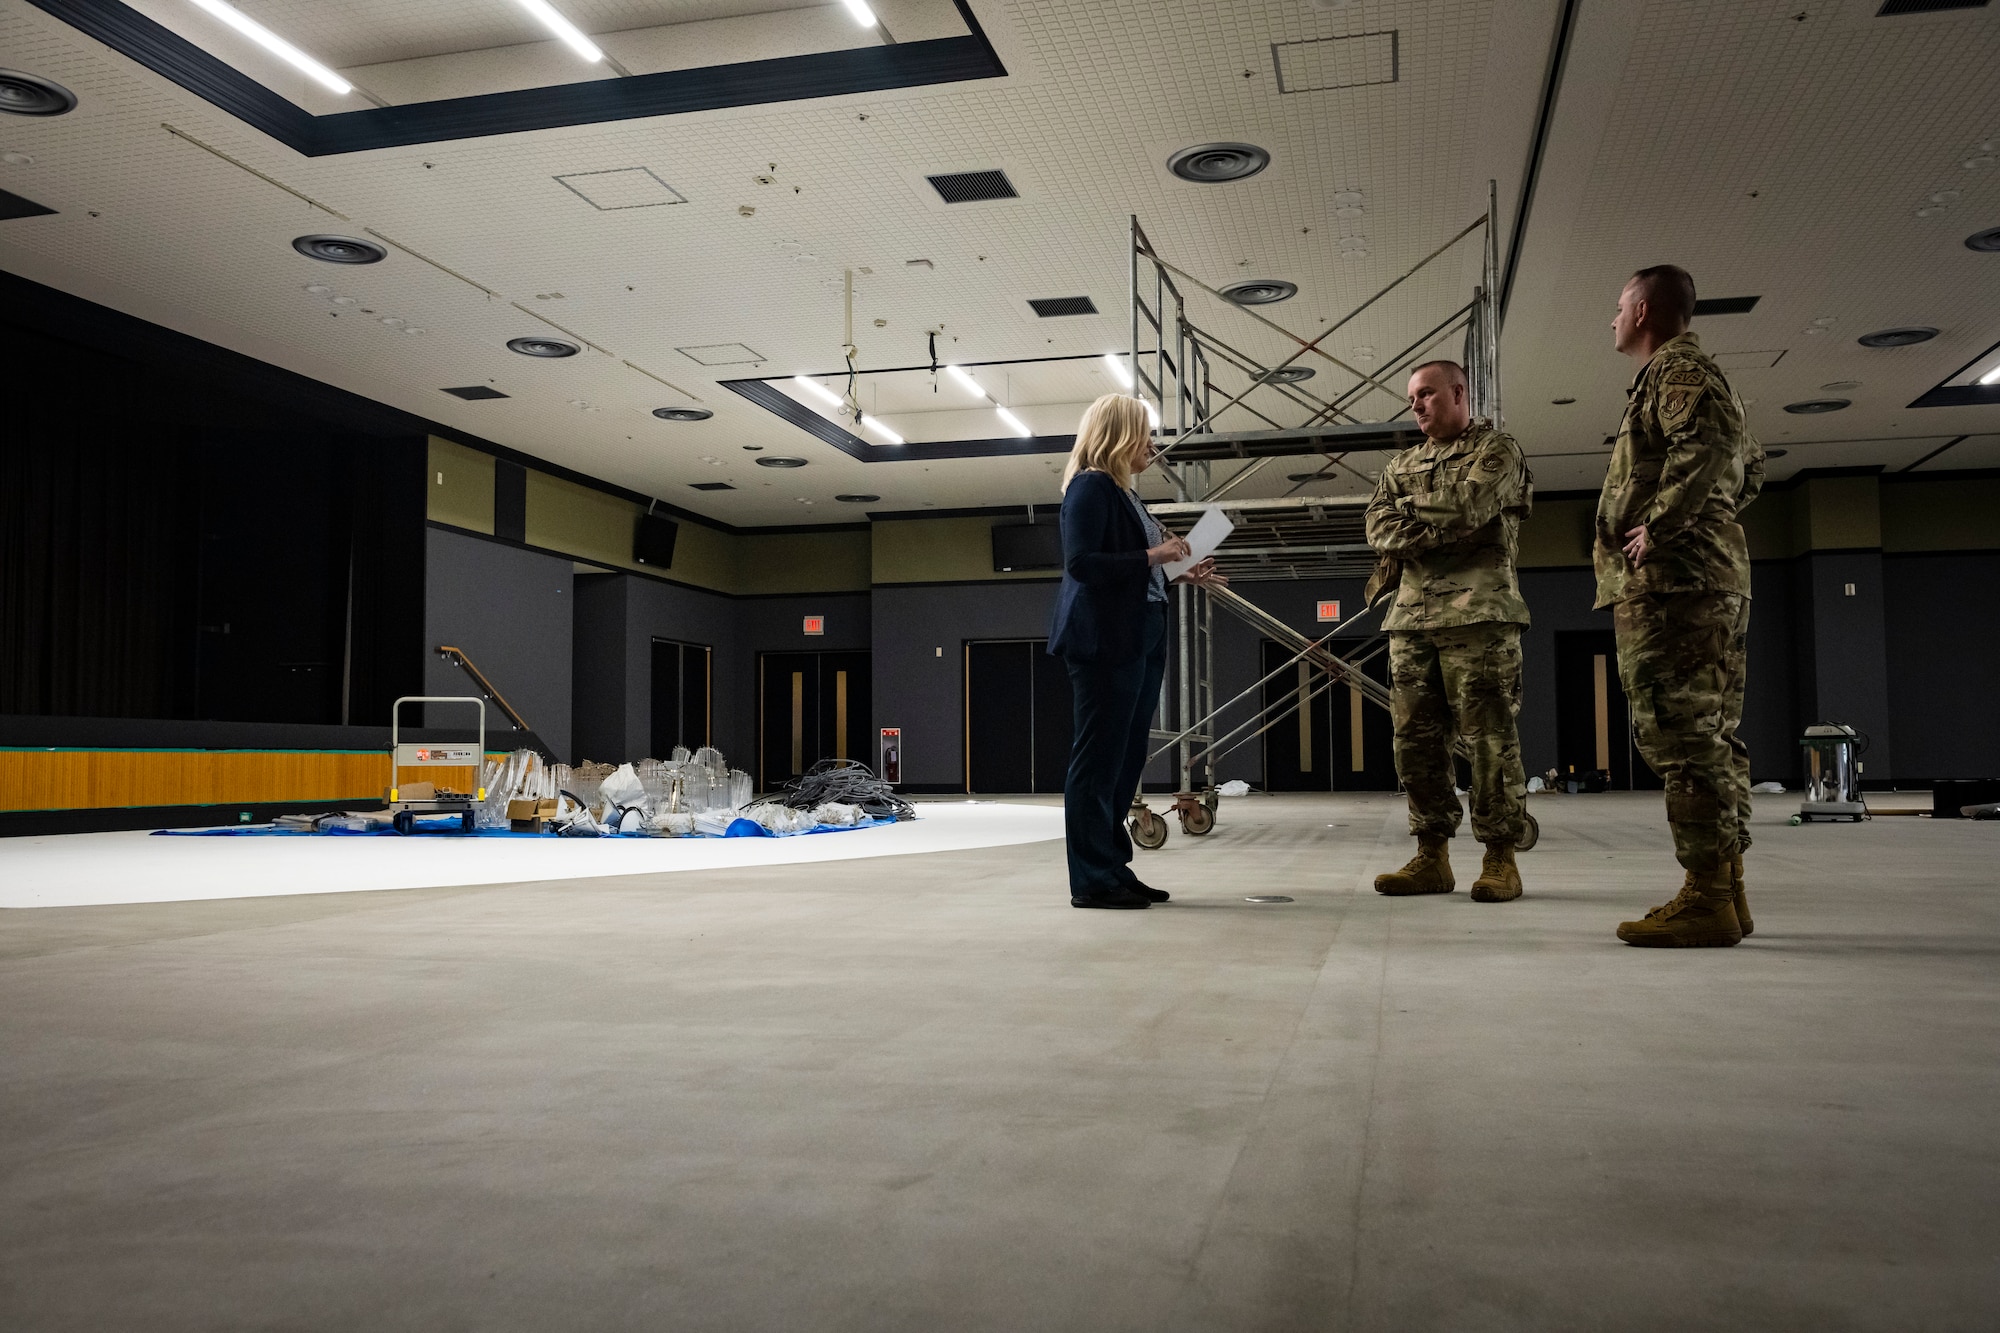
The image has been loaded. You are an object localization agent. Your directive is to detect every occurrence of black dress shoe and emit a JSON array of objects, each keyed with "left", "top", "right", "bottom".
[
  {"left": 1071, "top": 888, "right": 1151, "bottom": 909},
  {"left": 1125, "top": 881, "right": 1171, "bottom": 903}
]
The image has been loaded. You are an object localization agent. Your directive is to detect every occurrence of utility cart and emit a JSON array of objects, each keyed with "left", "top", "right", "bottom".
[{"left": 387, "top": 696, "right": 487, "bottom": 835}]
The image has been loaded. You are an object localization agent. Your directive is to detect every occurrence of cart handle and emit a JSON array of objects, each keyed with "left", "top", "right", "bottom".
[{"left": 390, "top": 697, "right": 487, "bottom": 801}]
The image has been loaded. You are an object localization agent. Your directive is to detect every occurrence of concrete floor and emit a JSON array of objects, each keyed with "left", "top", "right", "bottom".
[{"left": 2, "top": 793, "right": 1995, "bottom": 1331}]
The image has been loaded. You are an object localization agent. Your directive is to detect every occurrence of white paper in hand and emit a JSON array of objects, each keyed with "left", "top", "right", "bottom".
[{"left": 1162, "top": 505, "right": 1234, "bottom": 581}]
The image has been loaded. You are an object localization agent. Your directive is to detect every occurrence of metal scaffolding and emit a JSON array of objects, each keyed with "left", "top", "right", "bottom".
[{"left": 1124, "top": 186, "right": 1505, "bottom": 847}]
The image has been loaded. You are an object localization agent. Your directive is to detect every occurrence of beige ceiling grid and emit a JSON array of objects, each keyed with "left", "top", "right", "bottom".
[{"left": 1501, "top": 0, "right": 2000, "bottom": 494}]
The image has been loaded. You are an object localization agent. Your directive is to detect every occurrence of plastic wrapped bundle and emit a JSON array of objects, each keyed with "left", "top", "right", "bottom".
[
  {"left": 725, "top": 769, "right": 753, "bottom": 812},
  {"left": 810, "top": 801, "right": 865, "bottom": 826},
  {"left": 652, "top": 810, "right": 696, "bottom": 836},
  {"left": 679, "top": 764, "right": 714, "bottom": 813},
  {"left": 745, "top": 801, "right": 818, "bottom": 834},
  {"left": 636, "top": 759, "right": 674, "bottom": 809},
  {"left": 692, "top": 746, "right": 728, "bottom": 780}
]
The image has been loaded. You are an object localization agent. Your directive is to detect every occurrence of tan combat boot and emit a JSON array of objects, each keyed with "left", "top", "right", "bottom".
[
  {"left": 1469, "top": 843, "right": 1522, "bottom": 902},
  {"left": 1374, "top": 837, "right": 1454, "bottom": 896},
  {"left": 1731, "top": 854, "right": 1754, "bottom": 936},
  {"left": 1615, "top": 868, "right": 1743, "bottom": 947}
]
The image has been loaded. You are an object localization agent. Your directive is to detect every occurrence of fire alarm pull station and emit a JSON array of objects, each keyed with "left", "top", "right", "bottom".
[
  {"left": 879, "top": 728, "right": 902, "bottom": 785},
  {"left": 387, "top": 696, "right": 485, "bottom": 835},
  {"left": 1317, "top": 600, "right": 1341, "bottom": 622}
]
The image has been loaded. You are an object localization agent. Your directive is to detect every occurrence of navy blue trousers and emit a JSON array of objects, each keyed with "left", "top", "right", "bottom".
[{"left": 1061, "top": 603, "right": 1169, "bottom": 898}]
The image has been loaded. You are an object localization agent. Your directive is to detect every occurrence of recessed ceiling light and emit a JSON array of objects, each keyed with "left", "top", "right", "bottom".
[
  {"left": 1963, "top": 154, "right": 1995, "bottom": 171},
  {"left": 1964, "top": 227, "right": 2000, "bottom": 252},
  {"left": 1167, "top": 143, "right": 1270, "bottom": 183},
  {"left": 507, "top": 336, "right": 580, "bottom": 357},
  {"left": 1857, "top": 327, "right": 1937, "bottom": 348},
  {"left": 1551, "top": 397, "right": 1577, "bottom": 405},
  {"left": 1811, "top": 316, "right": 1837, "bottom": 327},
  {"left": 1222, "top": 279, "right": 1297, "bottom": 305},
  {"left": 653, "top": 406, "right": 712, "bottom": 421},
  {"left": 861, "top": 415, "right": 904, "bottom": 445},
  {"left": 1783, "top": 398, "right": 1850, "bottom": 414},
  {"left": 303, "top": 283, "right": 331, "bottom": 294},
  {"left": 1260, "top": 366, "right": 1316, "bottom": 384},
  {"left": 791, "top": 375, "right": 843, "bottom": 407},
  {"left": 512, "top": 0, "right": 604, "bottom": 62},
  {"left": 756, "top": 455, "right": 808, "bottom": 468},
  {"left": 1981, "top": 366, "right": 2000, "bottom": 386},
  {"left": 835, "top": 494, "right": 880, "bottom": 503},
  {"left": 838, "top": 0, "right": 878, "bottom": 26},
  {"left": 1821, "top": 380, "right": 1862, "bottom": 391},
  {"left": 293, "top": 234, "right": 386, "bottom": 264},
  {"left": 1102, "top": 353, "right": 1134, "bottom": 389},
  {"left": 380, "top": 316, "right": 405, "bottom": 327},
  {"left": 330, "top": 295, "right": 357, "bottom": 306},
  {"left": 186, "top": 0, "right": 352, "bottom": 93},
  {"left": 1, "top": 150, "right": 35, "bottom": 165},
  {"left": 995, "top": 407, "right": 1032, "bottom": 437},
  {"left": 404, "top": 326, "right": 425, "bottom": 334}
]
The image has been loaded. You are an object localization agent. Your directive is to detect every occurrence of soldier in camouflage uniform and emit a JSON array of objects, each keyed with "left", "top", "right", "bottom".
[
  {"left": 1364, "top": 360, "right": 1534, "bottom": 903},
  {"left": 1598, "top": 265, "right": 1766, "bottom": 947}
]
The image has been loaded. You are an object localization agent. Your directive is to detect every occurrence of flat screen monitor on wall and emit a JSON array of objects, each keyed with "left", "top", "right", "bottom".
[
  {"left": 635, "top": 513, "right": 679, "bottom": 568},
  {"left": 991, "top": 522, "right": 1063, "bottom": 572}
]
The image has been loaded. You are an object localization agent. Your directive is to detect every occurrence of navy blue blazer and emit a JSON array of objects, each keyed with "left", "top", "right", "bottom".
[{"left": 1048, "top": 470, "right": 1154, "bottom": 663}]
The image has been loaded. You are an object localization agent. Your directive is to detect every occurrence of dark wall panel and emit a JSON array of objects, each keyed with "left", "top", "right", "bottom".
[
  {"left": 1884, "top": 552, "right": 2000, "bottom": 780},
  {"left": 423, "top": 528, "right": 574, "bottom": 759}
]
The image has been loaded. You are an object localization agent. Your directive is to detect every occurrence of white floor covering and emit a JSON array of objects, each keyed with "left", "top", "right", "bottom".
[{"left": 0, "top": 801, "right": 1065, "bottom": 909}]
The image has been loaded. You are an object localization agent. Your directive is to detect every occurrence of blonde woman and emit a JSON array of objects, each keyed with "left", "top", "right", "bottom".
[{"left": 1048, "top": 394, "right": 1225, "bottom": 908}]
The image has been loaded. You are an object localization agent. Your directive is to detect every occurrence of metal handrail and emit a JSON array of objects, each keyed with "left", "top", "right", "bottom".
[{"left": 434, "top": 646, "right": 534, "bottom": 734}]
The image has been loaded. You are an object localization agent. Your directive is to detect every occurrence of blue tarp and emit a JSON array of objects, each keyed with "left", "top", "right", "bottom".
[{"left": 153, "top": 814, "right": 896, "bottom": 839}]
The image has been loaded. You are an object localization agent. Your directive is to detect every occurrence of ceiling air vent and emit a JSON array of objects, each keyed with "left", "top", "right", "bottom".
[
  {"left": 1222, "top": 279, "right": 1298, "bottom": 305},
  {"left": 927, "top": 170, "right": 1017, "bottom": 204},
  {"left": 1692, "top": 295, "right": 1759, "bottom": 316},
  {"left": 688, "top": 481, "right": 735, "bottom": 491},
  {"left": 1857, "top": 327, "right": 1938, "bottom": 348},
  {"left": 1877, "top": 1, "right": 1988, "bottom": 15},
  {"left": 0, "top": 69, "right": 78, "bottom": 116},
  {"left": 653, "top": 407, "right": 713, "bottom": 421},
  {"left": 1028, "top": 296, "right": 1098, "bottom": 317},
  {"left": 507, "top": 336, "right": 579, "bottom": 358},
  {"left": 0, "top": 187, "right": 56, "bottom": 220},
  {"left": 442, "top": 385, "right": 509, "bottom": 400},
  {"left": 1167, "top": 143, "right": 1270, "bottom": 183},
  {"left": 293, "top": 234, "right": 386, "bottom": 264}
]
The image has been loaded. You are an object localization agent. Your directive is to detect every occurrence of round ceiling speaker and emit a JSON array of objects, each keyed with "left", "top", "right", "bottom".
[
  {"left": 1782, "top": 398, "right": 1851, "bottom": 414},
  {"left": 506, "top": 336, "right": 580, "bottom": 358},
  {"left": 0, "top": 70, "right": 78, "bottom": 117},
  {"left": 835, "top": 494, "right": 880, "bottom": 503},
  {"left": 755, "top": 455, "right": 808, "bottom": 468},
  {"left": 652, "top": 407, "right": 712, "bottom": 421},
  {"left": 1259, "top": 365, "right": 1315, "bottom": 384},
  {"left": 1222, "top": 279, "right": 1298, "bottom": 305},
  {"left": 292, "top": 234, "right": 386, "bottom": 265},
  {"left": 1856, "top": 327, "right": 1937, "bottom": 348},
  {"left": 1166, "top": 142, "right": 1270, "bottom": 184},
  {"left": 1965, "top": 226, "right": 2000, "bottom": 252}
]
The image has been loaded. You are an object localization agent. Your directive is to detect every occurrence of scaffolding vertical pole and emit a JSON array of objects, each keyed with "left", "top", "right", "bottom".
[
  {"left": 1486, "top": 178, "right": 1503, "bottom": 427},
  {"left": 1201, "top": 586, "right": 1216, "bottom": 789},
  {"left": 1177, "top": 580, "right": 1192, "bottom": 792},
  {"left": 1129, "top": 216, "right": 1140, "bottom": 406}
]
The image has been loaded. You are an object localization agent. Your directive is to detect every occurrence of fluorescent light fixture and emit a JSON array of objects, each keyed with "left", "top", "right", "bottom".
[
  {"left": 792, "top": 375, "right": 843, "bottom": 407},
  {"left": 1103, "top": 353, "right": 1133, "bottom": 389},
  {"left": 186, "top": 0, "right": 352, "bottom": 93},
  {"left": 946, "top": 364, "right": 987, "bottom": 398},
  {"left": 862, "top": 415, "right": 905, "bottom": 445},
  {"left": 840, "top": 0, "right": 880, "bottom": 26},
  {"left": 1982, "top": 366, "right": 2000, "bottom": 386},
  {"left": 995, "top": 407, "right": 1032, "bottom": 438},
  {"left": 514, "top": 0, "right": 604, "bottom": 61},
  {"left": 1143, "top": 399, "right": 1160, "bottom": 428}
]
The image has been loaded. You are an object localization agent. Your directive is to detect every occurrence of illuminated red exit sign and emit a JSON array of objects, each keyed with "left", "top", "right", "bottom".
[
  {"left": 1316, "top": 600, "right": 1341, "bottom": 622},
  {"left": 803, "top": 616, "right": 824, "bottom": 636}
]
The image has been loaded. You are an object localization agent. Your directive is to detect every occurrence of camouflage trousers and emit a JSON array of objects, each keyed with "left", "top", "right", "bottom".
[
  {"left": 1387, "top": 624, "right": 1528, "bottom": 845},
  {"left": 1613, "top": 590, "right": 1752, "bottom": 874}
]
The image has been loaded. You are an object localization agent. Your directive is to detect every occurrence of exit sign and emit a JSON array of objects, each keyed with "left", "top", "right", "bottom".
[
  {"left": 803, "top": 615, "right": 824, "bottom": 636},
  {"left": 1316, "top": 600, "right": 1341, "bottom": 622}
]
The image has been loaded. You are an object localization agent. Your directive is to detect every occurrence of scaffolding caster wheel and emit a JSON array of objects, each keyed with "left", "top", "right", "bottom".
[
  {"left": 1172, "top": 792, "right": 1214, "bottom": 836},
  {"left": 392, "top": 810, "right": 414, "bottom": 836},
  {"left": 1516, "top": 811, "right": 1539, "bottom": 852},
  {"left": 461, "top": 811, "right": 477, "bottom": 835},
  {"left": 1130, "top": 801, "right": 1169, "bottom": 851}
]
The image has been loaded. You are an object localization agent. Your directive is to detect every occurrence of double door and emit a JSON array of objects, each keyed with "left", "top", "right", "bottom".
[
  {"left": 1553, "top": 630, "right": 1660, "bottom": 789},
  {"left": 965, "top": 640, "right": 1074, "bottom": 793},
  {"left": 650, "top": 638, "right": 713, "bottom": 757},
  {"left": 758, "top": 652, "right": 871, "bottom": 790},
  {"left": 1260, "top": 640, "right": 1395, "bottom": 791}
]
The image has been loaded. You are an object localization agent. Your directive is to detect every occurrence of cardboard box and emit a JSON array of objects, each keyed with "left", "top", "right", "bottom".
[
  {"left": 393, "top": 781, "right": 437, "bottom": 802},
  {"left": 507, "top": 797, "right": 559, "bottom": 819}
]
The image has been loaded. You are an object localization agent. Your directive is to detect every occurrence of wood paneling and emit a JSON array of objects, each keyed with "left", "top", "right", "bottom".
[{"left": 0, "top": 750, "right": 496, "bottom": 812}]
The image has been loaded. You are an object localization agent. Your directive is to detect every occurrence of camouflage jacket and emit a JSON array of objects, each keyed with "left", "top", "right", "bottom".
[
  {"left": 1593, "top": 332, "right": 1764, "bottom": 608},
  {"left": 1364, "top": 419, "right": 1533, "bottom": 632}
]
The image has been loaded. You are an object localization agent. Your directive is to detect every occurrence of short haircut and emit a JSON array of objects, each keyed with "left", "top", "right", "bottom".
[
  {"left": 1408, "top": 360, "right": 1467, "bottom": 387},
  {"left": 1630, "top": 265, "right": 1696, "bottom": 330}
]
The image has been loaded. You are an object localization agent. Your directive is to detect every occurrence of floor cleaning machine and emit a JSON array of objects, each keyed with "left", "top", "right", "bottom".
[{"left": 1794, "top": 722, "right": 1868, "bottom": 824}]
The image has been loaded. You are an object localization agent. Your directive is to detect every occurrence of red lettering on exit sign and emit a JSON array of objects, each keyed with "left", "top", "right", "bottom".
[
  {"left": 1316, "top": 600, "right": 1341, "bottom": 622},
  {"left": 803, "top": 616, "right": 824, "bottom": 636}
]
